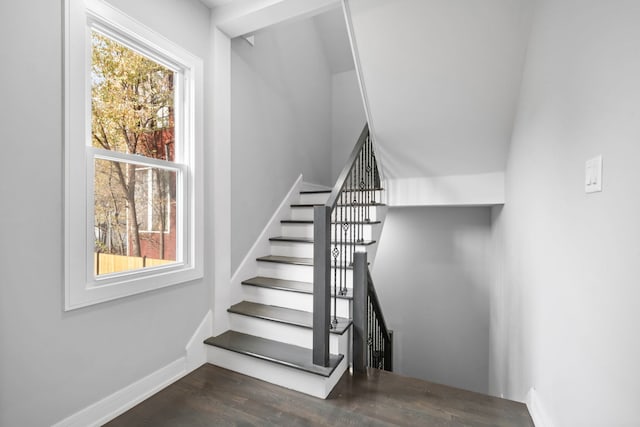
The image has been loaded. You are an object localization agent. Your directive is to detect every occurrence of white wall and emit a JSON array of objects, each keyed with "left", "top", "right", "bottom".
[
  {"left": 372, "top": 207, "right": 492, "bottom": 394},
  {"left": 230, "top": 17, "right": 333, "bottom": 272},
  {"left": 491, "top": 0, "right": 640, "bottom": 425},
  {"left": 331, "top": 70, "right": 366, "bottom": 181},
  {"left": 0, "top": 1, "right": 212, "bottom": 426},
  {"left": 347, "top": 0, "right": 532, "bottom": 205}
]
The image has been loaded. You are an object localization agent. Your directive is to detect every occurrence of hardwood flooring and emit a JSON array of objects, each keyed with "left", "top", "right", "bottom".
[{"left": 106, "top": 364, "right": 533, "bottom": 426}]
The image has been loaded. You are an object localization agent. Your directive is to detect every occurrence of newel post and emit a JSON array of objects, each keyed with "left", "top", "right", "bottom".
[
  {"left": 313, "top": 205, "right": 331, "bottom": 367},
  {"left": 353, "top": 251, "right": 368, "bottom": 373}
]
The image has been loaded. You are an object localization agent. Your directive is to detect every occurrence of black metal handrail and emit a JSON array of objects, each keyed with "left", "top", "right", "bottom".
[
  {"left": 312, "top": 124, "right": 386, "bottom": 368},
  {"left": 324, "top": 124, "right": 372, "bottom": 210}
]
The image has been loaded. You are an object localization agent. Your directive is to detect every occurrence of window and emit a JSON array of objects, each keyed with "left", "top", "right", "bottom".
[
  {"left": 133, "top": 167, "right": 172, "bottom": 234},
  {"left": 65, "top": 0, "right": 203, "bottom": 310}
]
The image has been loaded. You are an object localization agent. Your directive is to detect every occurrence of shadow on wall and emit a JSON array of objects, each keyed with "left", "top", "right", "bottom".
[{"left": 371, "top": 206, "right": 492, "bottom": 394}]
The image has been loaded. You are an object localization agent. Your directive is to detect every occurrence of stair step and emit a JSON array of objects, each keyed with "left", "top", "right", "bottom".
[
  {"left": 256, "top": 255, "right": 367, "bottom": 269},
  {"left": 341, "top": 187, "right": 384, "bottom": 192},
  {"left": 241, "top": 276, "right": 353, "bottom": 299},
  {"left": 299, "top": 189, "right": 331, "bottom": 194},
  {"left": 269, "top": 236, "right": 376, "bottom": 246},
  {"left": 257, "top": 255, "right": 313, "bottom": 266},
  {"left": 281, "top": 220, "right": 382, "bottom": 225},
  {"left": 228, "top": 301, "right": 351, "bottom": 335},
  {"left": 204, "top": 330, "right": 343, "bottom": 377},
  {"left": 299, "top": 188, "right": 384, "bottom": 194},
  {"left": 270, "top": 236, "right": 313, "bottom": 243},
  {"left": 291, "top": 203, "right": 386, "bottom": 208}
]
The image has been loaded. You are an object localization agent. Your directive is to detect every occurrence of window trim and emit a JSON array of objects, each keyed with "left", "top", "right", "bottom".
[{"left": 64, "top": 0, "right": 203, "bottom": 310}]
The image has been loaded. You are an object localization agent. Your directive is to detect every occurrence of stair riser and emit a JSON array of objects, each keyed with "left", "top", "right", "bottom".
[
  {"left": 298, "top": 193, "right": 331, "bottom": 205},
  {"left": 291, "top": 206, "right": 382, "bottom": 222},
  {"left": 281, "top": 223, "right": 378, "bottom": 240},
  {"left": 270, "top": 241, "right": 314, "bottom": 258},
  {"left": 242, "top": 285, "right": 352, "bottom": 318},
  {"left": 258, "top": 263, "right": 355, "bottom": 287},
  {"left": 270, "top": 241, "right": 375, "bottom": 259},
  {"left": 228, "top": 313, "right": 348, "bottom": 354},
  {"left": 206, "top": 347, "right": 348, "bottom": 399},
  {"left": 281, "top": 223, "right": 314, "bottom": 238}
]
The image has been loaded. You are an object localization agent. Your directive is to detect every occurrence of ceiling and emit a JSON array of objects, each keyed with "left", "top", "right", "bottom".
[
  {"left": 203, "top": 0, "right": 353, "bottom": 75},
  {"left": 349, "top": 0, "right": 532, "bottom": 179},
  {"left": 312, "top": 8, "right": 354, "bottom": 74},
  {"left": 201, "top": 0, "right": 238, "bottom": 7}
]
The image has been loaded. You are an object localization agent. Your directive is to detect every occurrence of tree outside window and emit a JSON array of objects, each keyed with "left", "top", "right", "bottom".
[{"left": 91, "top": 31, "right": 177, "bottom": 274}]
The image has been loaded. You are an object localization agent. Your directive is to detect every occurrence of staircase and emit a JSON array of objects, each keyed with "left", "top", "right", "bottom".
[{"left": 205, "top": 125, "right": 390, "bottom": 398}]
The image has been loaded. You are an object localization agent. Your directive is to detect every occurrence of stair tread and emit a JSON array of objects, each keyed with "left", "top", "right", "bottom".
[
  {"left": 269, "top": 236, "right": 376, "bottom": 246},
  {"left": 257, "top": 255, "right": 313, "bottom": 266},
  {"left": 204, "top": 331, "right": 343, "bottom": 377},
  {"left": 228, "top": 301, "right": 351, "bottom": 335},
  {"left": 341, "top": 187, "right": 384, "bottom": 192},
  {"left": 300, "top": 188, "right": 383, "bottom": 194},
  {"left": 299, "top": 189, "right": 331, "bottom": 194},
  {"left": 281, "top": 219, "right": 382, "bottom": 225},
  {"left": 257, "top": 255, "right": 367, "bottom": 269},
  {"left": 241, "top": 276, "right": 353, "bottom": 299},
  {"left": 291, "top": 203, "right": 386, "bottom": 208}
]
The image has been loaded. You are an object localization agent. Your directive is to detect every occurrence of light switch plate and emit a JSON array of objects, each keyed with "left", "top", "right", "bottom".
[{"left": 585, "top": 155, "right": 602, "bottom": 193}]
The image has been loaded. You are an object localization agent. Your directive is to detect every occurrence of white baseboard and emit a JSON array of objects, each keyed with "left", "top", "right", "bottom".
[
  {"left": 52, "top": 358, "right": 187, "bottom": 427},
  {"left": 52, "top": 310, "right": 213, "bottom": 427},
  {"left": 526, "top": 387, "right": 556, "bottom": 427},
  {"left": 186, "top": 309, "right": 213, "bottom": 373}
]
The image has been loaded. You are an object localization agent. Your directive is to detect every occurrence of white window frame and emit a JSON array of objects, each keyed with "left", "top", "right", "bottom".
[{"left": 64, "top": 0, "right": 203, "bottom": 310}]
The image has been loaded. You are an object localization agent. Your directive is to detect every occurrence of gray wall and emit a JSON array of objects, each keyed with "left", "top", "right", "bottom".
[
  {"left": 348, "top": 0, "right": 532, "bottom": 179},
  {"left": 491, "top": 0, "right": 640, "bottom": 425},
  {"left": 372, "top": 207, "right": 492, "bottom": 394},
  {"left": 331, "top": 70, "right": 366, "bottom": 181},
  {"left": 231, "top": 17, "right": 333, "bottom": 272},
  {"left": 0, "top": 1, "right": 211, "bottom": 426}
]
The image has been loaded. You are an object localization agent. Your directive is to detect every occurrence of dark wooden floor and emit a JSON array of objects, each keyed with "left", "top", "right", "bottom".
[{"left": 106, "top": 364, "right": 533, "bottom": 426}]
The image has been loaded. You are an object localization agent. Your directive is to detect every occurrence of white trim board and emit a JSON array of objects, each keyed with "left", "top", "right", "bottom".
[
  {"left": 526, "top": 388, "right": 556, "bottom": 427},
  {"left": 385, "top": 173, "right": 505, "bottom": 206},
  {"left": 186, "top": 310, "right": 214, "bottom": 372},
  {"left": 52, "top": 310, "right": 212, "bottom": 427},
  {"left": 211, "top": 0, "right": 340, "bottom": 38},
  {"left": 52, "top": 358, "right": 186, "bottom": 427}
]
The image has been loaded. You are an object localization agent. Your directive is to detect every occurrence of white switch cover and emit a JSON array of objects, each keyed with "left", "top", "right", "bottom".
[{"left": 585, "top": 155, "right": 603, "bottom": 193}]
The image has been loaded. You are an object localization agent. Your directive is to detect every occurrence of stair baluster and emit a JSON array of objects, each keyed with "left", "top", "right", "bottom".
[{"left": 312, "top": 124, "right": 391, "bottom": 371}]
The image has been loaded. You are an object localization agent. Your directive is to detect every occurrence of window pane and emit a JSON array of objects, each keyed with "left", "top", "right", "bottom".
[
  {"left": 91, "top": 31, "right": 176, "bottom": 161},
  {"left": 94, "top": 158, "right": 177, "bottom": 276}
]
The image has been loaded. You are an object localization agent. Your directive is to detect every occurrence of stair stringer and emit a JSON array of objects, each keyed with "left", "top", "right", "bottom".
[{"left": 229, "top": 174, "right": 304, "bottom": 306}]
